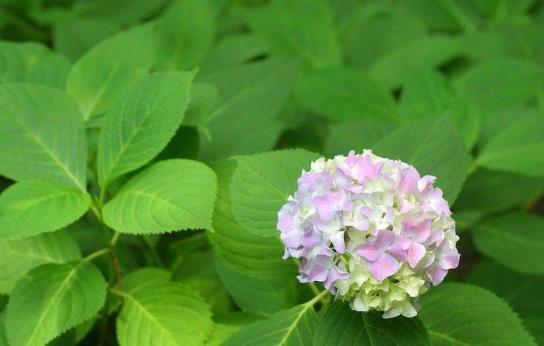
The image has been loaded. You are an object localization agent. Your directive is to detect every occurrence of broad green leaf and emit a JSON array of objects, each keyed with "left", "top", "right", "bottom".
[
  {"left": 230, "top": 149, "right": 320, "bottom": 237},
  {"left": 400, "top": 0, "right": 478, "bottom": 32},
  {"left": 72, "top": 0, "right": 168, "bottom": 25},
  {"left": 0, "top": 84, "right": 87, "bottom": 190},
  {"left": 473, "top": 212, "right": 544, "bottom": 274},
  {"left": 66, "top": 24, "right": 155, "bottom": 121},
  {"left": 198, "top": 58, "right": 298, "bottom": 161},
  {"left": 183, "top": 83, "right": 219, "bottom": 130},
  {"left": 246, "top": 0, "right": 341, "bottom": 69},
  {"left": 6, "top": 261, "right": 107, "bottom": 346},
  {"left": 419, "top": 283, "right": 536, "bottom": 346},
  {"left": 154, "top": 0, "right": 216, "bottom": 70},
  {"left": 370, "top": 35, "right": 462, "bottom": 90},
  {"left": 209, "top": 160, "right": 298, "bottom": 315},
  {"left": 103, "top": 160, "right": 216, "bottom": 234},
  {"left": 207, "top": 312, "right": 263, "bottom": 346},
  {"left": 97, "top": 71, "right": 194, "bottom": 188},
  {"left": 53, "top": 17, "right": 121, "bottom": 61},
  {"left": 295, "top": 66, "right": 397, "bottom": 122},
  {"left": 456, "top": 58, "right": 544, "bottom": 114},
  {"left": 374, "top": 116, "right": 469, "bottom": 203},
  {"left": 325, "top": 120, "right": 395, "bottom": 157},
  {"left": 477, "top": 113, "right": 544, "bottom": 176},
  {"left": 0, "top": 41, "right": 71, "bottom": 88},
  {"left": 467, "top": 260, "right": 544, "bottom": 344},
  {"left": 225, "top": 300, "right": 319, "bottom": 346},
  {"left": 342, "top": 6, "right": 425, "bottom": 69},
  {"left": 116, "top": 283, "right": 213, "bottom": 346},
  {"left": 315, "top": 302, "right": 429, "bottom": 345},
  {"left": 0, "top": 181, "right": 90, "bottom": 240},
  {"left": 456, "top": 169, "right": 544, "bottom": 213},
  {"left": 201, "top": 34, "right": 269, "bottom": 74},
  {"left": 0, "top": 230, "right": 81, "bottom": 294},
  {"left": 0, "top": 314, "right": 6, "bottom": 346},
  {"left": 399, "top": 70, "right": 480, "bottom": 150}
]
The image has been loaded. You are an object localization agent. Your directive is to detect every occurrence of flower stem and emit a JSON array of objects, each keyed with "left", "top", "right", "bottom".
[{"left": 83, "top": 248, "right": 111, "bottom": 261}]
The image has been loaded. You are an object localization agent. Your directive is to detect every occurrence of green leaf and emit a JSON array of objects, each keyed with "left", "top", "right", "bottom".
[
  {"left": 0, "top": 181, "right": 90, "bottom": 240},
  {"left": 0, "top": 230, "right": 81, "bottom": 294},
  {"left": 374, "top": 116, "right": 469, "bottom": 203},
  {"left": 201, "top": 34, "right": 269, "bottom": 74},
  {"left": 154, "top": 0, "right": 216, "bottom": 70},
  {"left": 400, "top": 0, "right": 478, "bottom": 32},
  {"left": 315, "top": 302, "right": 430, "bottom": 345},
  {"left": 53, "top": 17, "right": 121, "bottom": 61},
  {"left": 198, "top": 58, "right": 298, "bottom": 161},
  {"left": 399, "top": 70, "right": 480, "bottom": 150},
  {"left": 295, "top": 66, "right": 397, "bottom": 121},
  {"left": 230, "top": 149, "right": 320, "bottom": 237},
  {"left": 102, "top": 160, "right": 216, "bottom": 234},
  {"left": 370, "top": 35, "right": 462, "bottom": 90},
  {"left": 0, "top": 84, "right": 87, "bottom": 190},
  {"left": 124, "top": 267, "right": 171, "bottom": 294},
  {"left": 209, "top": 160, "right": 298, "bottom": 315},
  {"left": 206, "top": 312, "right": 263, "bottom": 346},
  {"left": 473, "top": 212, "right": 544, "bottom": 274},
  {"left": 325, "top": 120, "right": 395, "bottom": 157},
  {"left": 66, "top": 24, "right": 155, "bottom": 121},
  {"left": 72, "top": 0, "right": 168, "bottom": 25},
  {"left": 419, "top": 283, "right": 536, "bottom": 345},
  {"left": 225, "top": 300, "right": 319, "bottom": 346},
  {"left": 183, "top": 82, "right": 219, "bottom": 130},
  {"left": 246, "top": 0, "right": 341, "bottom": 69},
  {"left": 116, "top": 283, "right": 212, "bottom": 346},
  {"left": 6, "top": 261, "right": 107, "bottom": 346},
  {"left": 97, "top": 71, "right": 194, "bottom": 188},
  {"left": 456, "top": 169, "right": 544, "bottom": 213},
  {"left": 456, "top": 58, "right": 544, "bottom": 114},
  {"left": 467, "top": 260, "right": 544, "bottom": 345},
  {"left": 477, "top": 112, "right": 544, "bottom": 176},
  {"left": 0, "top": 41, "right": 71, "bottom": 88}
]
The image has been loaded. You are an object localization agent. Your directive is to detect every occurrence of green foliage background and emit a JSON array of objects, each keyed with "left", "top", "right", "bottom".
[{"left": 0, "top": 0, "right": 543, "bottom": 345}]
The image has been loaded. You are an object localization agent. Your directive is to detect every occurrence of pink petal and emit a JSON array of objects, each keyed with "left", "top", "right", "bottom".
[
  {"left": 329, "top": 231, "right": 345, "bottom": 254},
  {"left": 357, "top": 244, "right": 381, "bottom": 261},
  {"left": 406, "top": 242, "right": 426, "bottom": 268},
  {"left": 369, "top": 253, "right": 401, "bottom": 281},
  {"left": 399, "top": 166, "right": 420, "bottom": 194},
  {"left": 427, "top": 267, "right": 447, "bottom": 285}
]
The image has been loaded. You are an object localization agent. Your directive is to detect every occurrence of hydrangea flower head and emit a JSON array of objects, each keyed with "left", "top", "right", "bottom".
[{"left": 277, "top": 150, "right": 460, "bottom": 318}]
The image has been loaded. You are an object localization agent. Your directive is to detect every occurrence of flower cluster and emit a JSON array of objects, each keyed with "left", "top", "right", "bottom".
[{"left": 277, "top": 150, "right": 460, "bottom": 318}]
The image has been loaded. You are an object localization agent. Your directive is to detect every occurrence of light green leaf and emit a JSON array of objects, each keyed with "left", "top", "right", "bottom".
[
  {"left": 371, "top": 35, "right": 462, "bottom": 90},
  {"left": 374, "top": 116, "right": 469, "bottom": 203},
  {"left": 0, "top": 84, "right": 87, "bottom": 190},
  {"left": 198, "top": 58, "right": 298, "bottom": 161},
  {"left": 97, "top": 71, "right": 194, "bottom": 188},
  {"left": 456, "top": 169, "right": 544, "bottom": 213},
  {"left": 6, "top": 261, "right": 107, "bottom": 346},
  {"left": 209, "top": 160, "right": 298, "bottom": 315},
  {"left": 103, "top": 160, "right": 216, "bottom": 234},
  {"left": 473, "top": 212, "right": 544, "bottom": 274},
  {"left": 230, "top": 149, "right": 320, "bottom": 237},
  {"left": 183, "top": 82, "right": 219, "bottom": 130},
  {"left": 116, "top": 283, "right": 212, "bottom": 346},
  {"left": 0, "top": 41, "right": 71, "bottom": 88},
  {"left": 53, "top": 17, "right": 121, "bottom": 61},
  {"left": 206, "top": 312, "right": 263, "bottom": 346},
  {"left": 0, "top": 181, "right": 90, "bottom": 240},
  {"left": 154, "top": 0, "right": 216, "bottom": 70},
  {"left": 295, "top": 66, "right": 397, "bottom": 121},
  {"left": 0, "top": 230, "right": 81, "bottom": 294},
  {"left": 456, "top": 58, "right": 544, "bottom": 114},
  {"left": 400, "top": 0, "right": 478, "bottom": 32},
  {"left": 467, "top": 260, "right": 544, "bottom": 345},
  {"left": 72, "top": 0, "right": 168, "bottom": 25},
  {"left": 225, "top": 300, "right": 320, "bottom": 346},
  {"left": 399, "top": 70, "right": 480, "bottom": 150},
  {"left": 124, "top": 267, "right": 171, "bottom": 294},
  {"left": 325, "top": 120, "right": 395, "bottom": 157},
  {"left": 419, "top": 283, "right": 536, "bottom": 345},
  {"left": 315, "top": 302, "right": 429, "bottom": 346},
  {"left": 246, "top": 0, "right": 341, "bottom": 69},
  {"left": 477, "top": 112, "right": 544, "bottom": 176},
  {"left": 201, "top": 34, "right": 269, "bottom": 74},
  {"left": 66, "top": 24, "right": 155, "bottom": 121}
]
